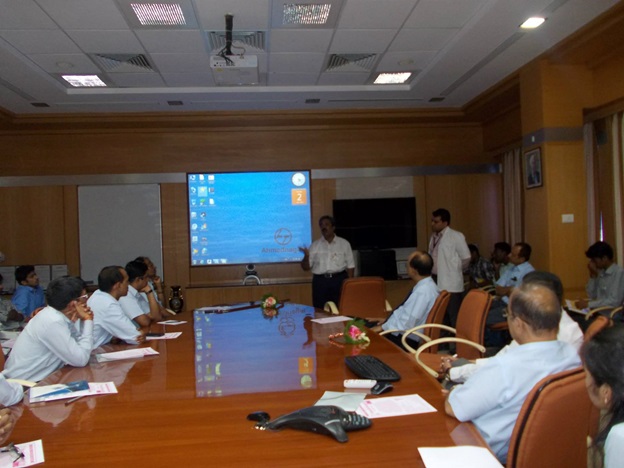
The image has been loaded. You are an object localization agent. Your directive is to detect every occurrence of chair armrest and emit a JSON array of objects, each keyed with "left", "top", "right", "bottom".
[
  {"left": 610, "top": 306, "right": 623, "bottom": 319},
  {"left": 378, "top": 329, "right": 397, "bottom": 335},
  {"left": 415, "top": 338, "right": 486, "bottom": 378},
  {"left": 324, "top": 301, "right": 339, "bottom": 315},
  {"left": 400, "top": 324, "right": 457, "bottom": 353},
  {"left": 585, "top": 306, "right": 615, "bottom": 321}
]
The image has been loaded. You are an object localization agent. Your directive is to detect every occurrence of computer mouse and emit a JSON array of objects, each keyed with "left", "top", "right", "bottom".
[{"left": 370, "top": 381, "right": 393, "bottom": 395}]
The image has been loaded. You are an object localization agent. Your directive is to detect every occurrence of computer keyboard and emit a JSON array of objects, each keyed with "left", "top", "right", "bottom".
[{"left": 344, "top": 355, "right": 401, "bottom": 382}]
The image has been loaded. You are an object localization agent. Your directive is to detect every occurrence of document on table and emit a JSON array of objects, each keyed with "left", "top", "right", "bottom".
[
  {"left": 157, "top": 320, "right": 187, "bottom": 325},
  {"left": 311, "top": 316, "right": 351, "bottom": 324},
  {"left": 315, "top": 391, "right": 367, "bottom": 412},
  {"left": 29, "top": 382, "right": 117, "bottom": 403},
  {"left": 96, "top": 347, "right": 159, "bottom": 362},
  {"left": 356, "top": 394, "right": 436, "bottom": 419},
  {"left": 146, "top": 332, "right": 182, "bottom": 340},
  {"left": 565, "top": 299, "right": 588, "bottom": 315},
  {"left": 418, "top": 446, "right": 503, "bottom": 468},
  {"left": 0, "top": 439, "right": 45, "bottom": 467}
]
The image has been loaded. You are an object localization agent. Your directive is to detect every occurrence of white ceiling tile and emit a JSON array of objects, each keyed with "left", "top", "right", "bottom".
[
  {"left": 389, "top": 28, "right": 458, "bottom": 52},
  {"left": 149, "top": 53, "right": 211, "bottom": 73},
  {"left": 65, "top": 30, "right": 144, "bottom": 54},
  {"left": 376, "top": 51, "right": 437, "bottom": 71},
  {"left": 270, "top": 30, "right": 332, "bottom": 53},
  {"left": 405, "top": 0, "right": 488, "bottom": 28},
  {"left": 27, "top": 53, "right": 100, "bottom": 73},
  {"left": 195, "top": 0, "right": 271, "bottom": 30},
  {"left": 269, "top": 53, "right": 326, "bottom": 74},
  {"left": 36, "top": 0, "right": 129, "bottom": 30},
  {"left": 338, "top": 0, "right": 418, "bottom": 29},
  {"left": 317, "top": 72, "right": 370, "bottom": 85},
  {"left": 109, "top": 73, "right": 166, "bottom": 87},
  {"left": 330, "top": 29, "right": 397, "bottom": 53},
  {"left": 0, "top": 30, "right": 81, "bottom": 54},
  {"left": 161, "top": 72, "right": 216, "bottom": 87},
  {"left": 135, "top": 30, "right": 206, "bottom": 54},
  {"left": 0, "top": 1, "right": 57, "bottom": 29}
]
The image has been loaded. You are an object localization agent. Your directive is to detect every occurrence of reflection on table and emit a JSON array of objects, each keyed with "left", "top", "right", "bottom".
[{"left": 6, "top": 302, "right": 487, "bottom": 467}]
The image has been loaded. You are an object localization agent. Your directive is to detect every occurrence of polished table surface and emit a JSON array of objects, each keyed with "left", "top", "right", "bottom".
[{"left": 6, "top": 303, "right": 486, "bottom": 466}]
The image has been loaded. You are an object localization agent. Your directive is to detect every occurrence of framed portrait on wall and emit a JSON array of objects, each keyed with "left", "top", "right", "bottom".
[{"left": 524, "top": 148, "right": 542, "bottom": 189}]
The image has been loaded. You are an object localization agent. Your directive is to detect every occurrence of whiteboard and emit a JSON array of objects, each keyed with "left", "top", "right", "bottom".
[{"left": 78, "top": 184, "right": 163, "bottom": 285}]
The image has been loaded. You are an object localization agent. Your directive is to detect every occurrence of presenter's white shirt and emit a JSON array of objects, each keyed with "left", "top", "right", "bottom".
[{"left": 308, "top": 235, "right": 355, "bottom": 275}]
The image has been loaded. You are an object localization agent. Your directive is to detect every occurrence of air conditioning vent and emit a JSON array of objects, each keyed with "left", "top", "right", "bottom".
[
  {"left": 326, "top": 54, "right": 376, "bottom": 72},
  {"left": 91, "top": 54, "right": 155, "bottom": 73}
]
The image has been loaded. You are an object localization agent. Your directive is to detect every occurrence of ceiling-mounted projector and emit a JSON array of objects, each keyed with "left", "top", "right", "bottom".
[{"left": 210, "top": 55, "right": 259, "bottom": 86}]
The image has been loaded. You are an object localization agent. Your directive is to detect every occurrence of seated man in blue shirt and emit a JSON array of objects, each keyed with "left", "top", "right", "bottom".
[
  {"left": 486, "top": 242, "right": 535, "bottom": 325},
  {"left": 3, "top": 276, "right": 94, "bottom": 382},
  {"left": 444, "top": 279, "right": 581, "bottom": 463},
  {"left": 11, "top": 265, "right": 45, "bottom": 319},
  {"left": 575, "top": 241, "right": 624, "bottom": 310},
  {"left": 370, "top": 251, "right": 439, "bottom": 351}
]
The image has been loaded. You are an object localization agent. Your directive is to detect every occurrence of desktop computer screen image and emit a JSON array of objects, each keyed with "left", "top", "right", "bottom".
[{"left": 187, "top": 171, "right": 312, "bottom": 266}]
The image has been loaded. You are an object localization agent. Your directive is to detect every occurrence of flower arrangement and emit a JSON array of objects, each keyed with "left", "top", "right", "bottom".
[
  {"left": 260, "top": 293, "right": 279, "bottom": 310},
  {"left": 343, "top": 319, "right": 370, "bottom": 345}
]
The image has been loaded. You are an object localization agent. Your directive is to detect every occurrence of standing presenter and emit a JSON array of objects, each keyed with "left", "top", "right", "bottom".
[{"left": 299, "top": 215, "right": 355, "bottom": 309}]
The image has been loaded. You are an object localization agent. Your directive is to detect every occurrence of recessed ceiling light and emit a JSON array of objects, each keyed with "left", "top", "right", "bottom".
[
  {"left": 62, "top": 75, "right": 107, "bottom": 87},
  {"left": 131, "top": 3, "right": 187, "bottom": 26},
  {"left": 520, "top": 17, "right": 546, "bottom": 29},
  {"left": 283, "top": 3, "right": 332, "bottom": 25},
  {"left": 374, "top": 72, "right": 412, "bottom": 84}
]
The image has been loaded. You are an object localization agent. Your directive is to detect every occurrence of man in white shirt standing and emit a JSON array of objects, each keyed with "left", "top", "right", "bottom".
[
  {"left": 3, "top": 276, "right": 94, "bottom": 382},
  {"left": 88, "top": 266, "right": 145, "bottom": 349},
  {"left": 428, "top": 208, "right": 471, "bottom": 327},
  {"left": 299, "top": 215, "right": 355, "bottom": 309}
]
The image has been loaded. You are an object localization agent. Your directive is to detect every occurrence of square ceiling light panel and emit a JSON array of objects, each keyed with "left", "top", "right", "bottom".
[
  {"left": 116, "top": 0, "right": 198, "bottom": 28},
  {"left": 272, "top": 0, "right": 344, "bottom": 28}
]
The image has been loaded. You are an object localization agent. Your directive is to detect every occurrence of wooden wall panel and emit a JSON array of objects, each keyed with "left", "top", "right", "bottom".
[
  {"left": 0, "top": 186, "right": 66, "bottom": 265},
  {"left": 62, "top": 185, "right": 80, "bottom": 276}
]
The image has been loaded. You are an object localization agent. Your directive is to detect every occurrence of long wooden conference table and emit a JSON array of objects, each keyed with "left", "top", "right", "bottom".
[{"left": 6, "top": 303, "right": 487, "bottom": 466}]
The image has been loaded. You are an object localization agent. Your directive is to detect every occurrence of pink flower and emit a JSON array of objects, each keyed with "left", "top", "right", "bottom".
[{"left": 348, "top": 325, "right": 361, "bottom": 339}]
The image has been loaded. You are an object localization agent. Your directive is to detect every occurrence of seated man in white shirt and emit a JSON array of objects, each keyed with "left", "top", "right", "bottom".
[
  {"left": 442, "top": 271, "right": 584, "bottom": 383},
  {"left": 119, "top": 261, "right": 167, "bottom": 331},
  {"left": 444, "top": 278, "right": 581, "bottom": 463},
  {"left": 2, "top": 276, "right": 94, "bottom": 382},
  {"left": 370, "top": 251, "right": 439, "bottom": 351},
  {"left": 88, "top": 266, "right": 145, "bottom": 349}
]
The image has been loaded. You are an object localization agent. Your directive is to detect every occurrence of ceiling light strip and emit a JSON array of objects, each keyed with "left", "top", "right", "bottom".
[{"left": 131, "top": 3, "right": 187, "bottom": 26}]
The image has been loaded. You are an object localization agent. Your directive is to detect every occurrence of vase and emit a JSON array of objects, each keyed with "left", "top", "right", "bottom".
[{"left": 168, "top": 286, "right": 184, "bottom": 313}]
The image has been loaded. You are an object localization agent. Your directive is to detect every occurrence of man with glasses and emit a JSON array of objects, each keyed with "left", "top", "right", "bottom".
[
  {"left": 2, "top": 276, "right": 94, "bottom": 382},
  {"left": 119, "top": 260, "right": 167, "bottom": 331},
  {"left": 444, "top": 276, "right": 580, "bottom": 463}
]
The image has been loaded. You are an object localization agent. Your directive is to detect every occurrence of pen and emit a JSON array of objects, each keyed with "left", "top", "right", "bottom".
[{"left": 64, "top": 395, "right": 86, "bottom": 406}]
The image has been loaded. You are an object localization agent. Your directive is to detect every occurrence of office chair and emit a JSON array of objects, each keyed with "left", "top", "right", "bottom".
[
  {"left": 506, "top": 367, "right": 595, "bottom": 468},
  {"left": 324, "top": 277, "right": 392, "bottom": 316},
  {"left": 584, "top": 314, "right": 613, "bottom": 342},
  {"left": 408, "top": 289, "right": 492, "bottom": 378}
]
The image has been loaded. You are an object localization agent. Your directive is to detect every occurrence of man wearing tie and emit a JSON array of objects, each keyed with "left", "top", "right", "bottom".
[
  {"left": 428, "top": 208, "right": 470, "bottom": 327},
  {"left": 299, "top": 215, "right": 355, "bottom": 309}
]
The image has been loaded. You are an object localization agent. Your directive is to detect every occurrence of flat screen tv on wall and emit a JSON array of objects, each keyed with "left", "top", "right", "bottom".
[
  {"left": 187, "top": 171, "right": 312, "bottom": 266},
  {"left": 332, "top": 197, "right": 417, "bottom": 250}
]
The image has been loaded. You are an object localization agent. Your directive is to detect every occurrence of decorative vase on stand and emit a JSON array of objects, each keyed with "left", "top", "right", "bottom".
[{"left": 169, "top": 286, "right": 184, "bottom": 313}]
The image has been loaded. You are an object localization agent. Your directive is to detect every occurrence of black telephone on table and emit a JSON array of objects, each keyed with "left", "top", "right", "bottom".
[{"left": 247, "top": 405, "right": 371, "bottom": 443}]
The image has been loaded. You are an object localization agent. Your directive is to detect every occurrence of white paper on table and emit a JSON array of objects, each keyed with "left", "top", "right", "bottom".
[
  {"left": 418, "top": 446, "right": 503, "bottom": 468},
  {"left": 0, "top": 439, "right": 45, "bottom": 467},
  {"left": 311, "top": 316, "right": 351, "bottom": 324},
  {"left": 356, "top": 394, "right": 437, "bottom": 419},
  {"left": 96, "top": 347, "right": 159, "bottom": 362},
  {"left": 314, "top": 391, "right": 367, "bottom": 412},
  {"left": 565, "top": 299, "right": 588, "bottom": 315},
  {"left": 146, "top": 332, "right": 182, "bottom": 340},
  {"left": 157, "top": 320, "right": 187, "bottom": 325},
  {"left": 29, "top": 382, "right": 118, "bottom": 403}
]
